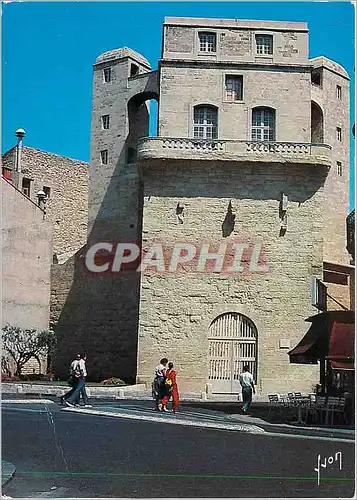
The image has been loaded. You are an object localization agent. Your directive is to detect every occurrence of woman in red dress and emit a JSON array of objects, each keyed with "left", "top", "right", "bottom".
[{"left": 161, "top": 362, "right": 179, "bottom": 413}]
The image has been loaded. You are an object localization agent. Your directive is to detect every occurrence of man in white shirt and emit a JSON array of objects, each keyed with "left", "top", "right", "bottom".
[
  {"left": 239, "top": 365, "right": 255, "bottom": 413},
  {"left": 60, "top": 354, "right": 80, "bottom": 405},
  {"left": 65, "top": 354, "right": 91, "bottom": 407}
]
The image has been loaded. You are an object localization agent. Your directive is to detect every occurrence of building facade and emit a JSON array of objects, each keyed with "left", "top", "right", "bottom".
[
  {"left": 2, "top": 146, "right": 89, "bottom": 262},
  {"left": 55, "top": 17, "right": 351, "bottom": 393},
  {"left": 2, "top": 139, "right": 89, "bottom": 374},
  {"left": 1, "top": 176, "right": 52, "bottom": 375}
]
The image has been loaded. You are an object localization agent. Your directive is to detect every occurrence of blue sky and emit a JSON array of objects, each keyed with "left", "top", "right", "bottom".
[{"left": 2, "top": 2, "right": 355, "bottom": 208}]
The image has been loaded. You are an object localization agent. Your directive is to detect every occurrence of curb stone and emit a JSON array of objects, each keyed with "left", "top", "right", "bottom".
[
  {"left": 2, "top": 399, "right": 55, "bottom": 404},
  {"left": 2, "top": 461, "right": 16, "bottom": 487},
  {"left": 61, "top": 406, "right": 266, "bottom": 434}
]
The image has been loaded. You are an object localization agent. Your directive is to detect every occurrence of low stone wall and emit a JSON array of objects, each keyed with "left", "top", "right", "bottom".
[{"left": 1, "top": 383, "right": 147, "bottom": 398}]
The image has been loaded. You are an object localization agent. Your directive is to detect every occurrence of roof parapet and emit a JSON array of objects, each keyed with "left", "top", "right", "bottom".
[{"left": 95, "top": 47, "right": 151, "bottom": 68}]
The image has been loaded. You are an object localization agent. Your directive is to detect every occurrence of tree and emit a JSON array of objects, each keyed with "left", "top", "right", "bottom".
[{"left": 1, "top": 325, "right": 57, "bottom": 376}]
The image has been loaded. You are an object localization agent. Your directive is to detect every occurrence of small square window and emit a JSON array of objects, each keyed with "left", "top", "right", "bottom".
[
  {"left": 100, "top": 150, "right": 108, "bottom": 165},
  {"left": 199, "top": 32, "right": 216, "bottom": 53},
  {"left": 127, "top": 147, "right": 137, "bottom": 164},
  {"left": 255, "top": 35, "right": 273, "bottom": 55},
  {"left": 311, "top": 69, "right": 322, "bottom": 87},
  {"left": 337, "top": 162, "right": 342, "bottom": 176},
  {"left": 130, "top": 64, "right": 139, "bottom": 77},
  {"left": 337, "top": 127, "right": 342, "bottom": 142},
  {"left": 22, "top": 178, "right": 31, "bottom": 197},
  {"left": 101, "top": 115, "right": 110, "bottom": 130},
  {"left": 103, "top": 68, "right": 111, "bottom": 83},
  {"left": 225, "top": 75, "right": 243, "bottom": 101},
  {"left": 43, "top": 186, "right": 51, "bottom": 198},
  {"left": 336, "top": 85, "right": 342, "bottom": 100}
]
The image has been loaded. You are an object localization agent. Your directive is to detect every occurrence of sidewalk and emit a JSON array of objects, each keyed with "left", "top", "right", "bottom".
[
  {"left": 187, "top": 401, "right": 355, "bottom": 439},
  {"left": 2, "top": 383, "right": 354, "bottom": 441}
]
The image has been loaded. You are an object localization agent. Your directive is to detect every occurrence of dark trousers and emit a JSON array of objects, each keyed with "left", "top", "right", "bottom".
[
  {"left": 66, "top": 378, "right": 88, "bottom": 405},
  {"left": 62, "top": 378, "right": 79, "bottom": 401},
  {"left": 242, "top": 387, "right": 253, "bottom": 411},
  {"left": 153, "top": 376, "right": 166, "bottom": 409}
]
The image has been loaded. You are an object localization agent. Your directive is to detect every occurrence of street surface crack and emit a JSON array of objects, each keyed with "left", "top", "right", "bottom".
[{"left": 44, "top": 405, "right": 71, "bottom": 474}]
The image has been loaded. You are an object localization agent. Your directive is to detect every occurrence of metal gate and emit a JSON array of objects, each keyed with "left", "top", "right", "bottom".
[{"left": 208, "top": 312, "right": 257, "bottom": 394}]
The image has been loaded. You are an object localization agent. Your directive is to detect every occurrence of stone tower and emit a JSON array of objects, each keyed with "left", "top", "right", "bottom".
[
  {"left": 76, "top": 48, "right": 159, "bottom": 380},
  {"left": 310, "top": 57, "right": 350, "bottom": 265},
  {"left": 71, "top": 17, "right": 350, "bottom": 391},
  {"left": 133, "top": 18, "right": 350, "bottom": 394}
]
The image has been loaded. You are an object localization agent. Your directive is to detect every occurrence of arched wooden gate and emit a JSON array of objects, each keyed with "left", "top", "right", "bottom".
[{"left": 208, "top": 312, "right": 257, "bottom": 394}]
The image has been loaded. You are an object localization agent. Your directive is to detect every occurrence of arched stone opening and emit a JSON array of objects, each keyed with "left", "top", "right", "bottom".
[
  {"left": 208, "top": 312, "right": 258, "bottom": 394},
  {"left": 311, "top": 101, "right": 324, "bottom": 143},
  {"left": 127, "top": 91, "right": 159, "bottom": 163}
]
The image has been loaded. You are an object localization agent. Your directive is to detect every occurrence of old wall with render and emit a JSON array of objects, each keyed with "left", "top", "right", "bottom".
[{"left": 136, "top": 161, "right": 327, "bottom": 394}]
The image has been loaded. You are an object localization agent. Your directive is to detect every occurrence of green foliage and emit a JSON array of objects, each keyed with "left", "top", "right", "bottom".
[{"left": 1, "top": 324, "right": 57, "bottom": 376}]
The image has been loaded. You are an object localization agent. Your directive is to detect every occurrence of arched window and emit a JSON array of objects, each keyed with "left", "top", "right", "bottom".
[
  {"left": 208, "top": 312, "right": 258, "bottom": 394},
  {"left": 251, "top": 107, "right": 276, "bottom": 141},
  {"left": 193, "top": 105, "right": 218, "bottom": 140}
]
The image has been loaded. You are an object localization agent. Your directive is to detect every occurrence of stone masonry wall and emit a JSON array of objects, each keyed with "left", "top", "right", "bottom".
[
  {"left": 137, "top": 160, "right": 327, "bottom": 395},
  {"left": 159, "top": 65, "right": 311, "bottom": 143},
  {"left": 2, "top": 147, "right": 89, "bottom": 260},
  {"left": 51, "top": 50, "right": 156, "bottom": 382},
  {"left": 310, "top": 65, "right": 350, "bottom": 266},
  {"left": 163, "top": 19, "right": 308, "bottom": 65}
]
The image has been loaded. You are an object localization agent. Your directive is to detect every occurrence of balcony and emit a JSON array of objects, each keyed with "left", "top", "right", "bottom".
[{"left": 137, "top": 137, "right": 332, "bottom": 169}]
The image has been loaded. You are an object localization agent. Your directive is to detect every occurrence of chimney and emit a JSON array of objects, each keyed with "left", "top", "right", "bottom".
[{"left": 13, "top": 128, "right": 26, "bottom": 188}]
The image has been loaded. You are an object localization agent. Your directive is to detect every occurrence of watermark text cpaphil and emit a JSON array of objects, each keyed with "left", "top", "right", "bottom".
[{"left": 84, "top": 239, "right": 269, "bottom": 276}]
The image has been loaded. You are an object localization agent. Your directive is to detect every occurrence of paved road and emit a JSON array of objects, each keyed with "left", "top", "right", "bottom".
[{"left": 2, "top": 400, "right": 355, "bottom": 498}]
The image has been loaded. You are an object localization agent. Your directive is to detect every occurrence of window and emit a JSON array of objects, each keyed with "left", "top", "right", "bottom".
[
  {"left": 43, "top": 186, "right": 51, "bottom": 198},
  {"left": 225, "top": 76, "right": 243, "bottom": 101},
  {"left": 255, "top": 35, "right": 273, "bottom": 55},
  {"left": 22, "top": 177, "right": 31, "bottom": 197},
  {"left": 100, "top": 150, "right": 108, "bottom": 165},
  {"left": 126, "top": 147, "right": 137, "bottom": 164},
  {"left": 251, "top": 107, "right": 276, "bottom": 141},
  {"left": 101, "top": 115, "right": 110, "bottom": 130},
  {"left": 337, "top": 127, "right": 342, "bottom": 142},
  {"left": 193, "top": 106, "right": 218, "bottom": 139},
  {"left": 103, "top": 68, "right": 111, "bottom": 83},
  {"left": 199, "top": 32, "right": 216, "bottom": 53},
  {"left": 311, "top": 276, "right": 327, "bottom": 312},
  {"left": 337, "top": 161, "right": 342, "bottom": 176},
  {"left": 337, "top": 85, "right": 342, "bottom": 100},
  {"left": 311, "top": 69, "right": 322, "bottom": 87},
  {"left": 130, "top": 64, "right": 139, "bottom": 77}
]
